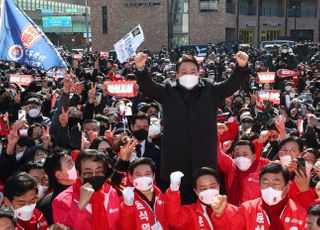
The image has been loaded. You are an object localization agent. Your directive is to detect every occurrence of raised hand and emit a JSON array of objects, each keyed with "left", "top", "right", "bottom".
[
  {"left": 104, "top": 125, "right": 116, "bottom": 140},
  {"left": 170, "top": 171, "right": 184, "bottom": 191},
  {"left": 211, "top": 195, "right": 228, "bottom": 218},
  {"left": 275, "top": 114, "right": 286, "bottom": 139},
  {"left": 294, "top": 169, "right": 309, "bottom": 193},
  {"left": 78, "top": 183, "right": 95, "bottom": 210},
  {"left": 63, "top": 74, "right": 73, "bottom": 94},
  {"left": 235, "top": 51, "right": 249, "bottom": 67},
  {"left": 122, "top": 187, "right": 135, "bottom": 206},
  {"left": 258, "top": 130, "right": 270, "bottom": 144},
  {"left": 134, "top": 52, "right": 148, "bottom": 71},
  {"left": 41, "top": 127, "right": 51, "bottom": 148},
  {"left": 59, "top": 106, "right": 70, "bottom": 128},
  {"left": 88, "top": 83, "right": 96, "bottom": 104},
  {"left": 119, "top": 138, "right": 137, "bottom": 161}
]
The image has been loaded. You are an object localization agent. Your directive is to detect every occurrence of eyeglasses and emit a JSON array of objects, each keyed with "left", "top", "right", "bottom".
[{"left": 82, "top": 171, "right": 105, "bottom": 178}]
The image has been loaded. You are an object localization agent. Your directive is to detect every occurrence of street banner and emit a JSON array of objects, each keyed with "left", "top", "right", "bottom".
[
  {"left": 256, "top": 90, "right": 281, "bottom": 104},
  {"left": 257, "top": 72, "right": 276, "bottom": 84},
  {"left": 104, "top": 80, "right": 137, "bottom": 97}
]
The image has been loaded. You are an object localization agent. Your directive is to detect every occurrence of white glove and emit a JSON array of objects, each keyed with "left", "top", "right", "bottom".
[
  {"left": 122, "top": 187, "right": 135, "bottom": 206},
  {"left": 170, "top": 171, "right": 184, "bottom": 191}
]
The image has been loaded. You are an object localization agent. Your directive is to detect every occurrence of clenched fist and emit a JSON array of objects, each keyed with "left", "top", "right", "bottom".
[
  {"left": 134, "top": 52, "right": 148, "bottom": 71},
  {"left": 235, "top": 51, "right": 249, "bottom": 67}
]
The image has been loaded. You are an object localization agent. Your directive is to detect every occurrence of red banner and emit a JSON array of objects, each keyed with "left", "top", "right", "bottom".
[
  {"left": 257, "top": 72, "right": 275, "bottom": 84},
  {"left": 104, "top": 81, "right": 137, "bottom": 98},
  {"left": 73, "top": 54, "right": 83, "bottom": 60},
  {"left": 277, "top": 69, "right": 298, "bottom": 78},
  {"left": 100, "top": 51, "right": 108, "bottom": 57},
  {"left": 9, "top": 74, "right": 34, "bottom": 86},
  {"left": 256, "top": 90, "right": 281, "bottom": 104}
]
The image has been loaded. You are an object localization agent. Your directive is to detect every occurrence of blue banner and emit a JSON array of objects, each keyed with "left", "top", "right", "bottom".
[{"left": 0, "top": 0, "right": 67, "bottom": 70}]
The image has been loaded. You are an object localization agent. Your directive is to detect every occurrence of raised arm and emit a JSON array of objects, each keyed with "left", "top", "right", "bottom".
[
  {"left": 134, "top": 53, "right": 165, "bottom": 102},
  {"left": 212, "top": 52, "right": 250, "bottom": 99}
]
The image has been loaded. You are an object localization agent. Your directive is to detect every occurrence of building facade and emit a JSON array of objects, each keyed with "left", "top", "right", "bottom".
[
  {"left": 0, "top": 0, "right": 90, "bottom": 49},
  {"left": 91, "top": 0, "right": 319, "bottom": 52}
]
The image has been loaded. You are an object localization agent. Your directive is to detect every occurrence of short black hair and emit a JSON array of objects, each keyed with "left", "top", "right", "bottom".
[
  {"left": 75, "top": 149, "right": 112, "bottom": 177},
  {"left": 131, "top": 113, "right": 150, "bottom": 126},
  {"left": 176, "top": 54, "right": 200, "bottom": 73},
  {"left": 279, "top": 137, "right": 303, "bottom": 153},
  {"left": 193, "top": 167, "right": 220, "bottom": 188},
  {"left": 43, "top": 151, "right": 69, "bottom": 188},
  {"left": 128, "top": 157, "right": 156, "bottom": 175},
  {"left": 4, "top": 172, "right": 38, "bottom": 201},
  {"left": 82, "top": 119, "right": 100, "bottom": 128},
  {"left": 0, "top": 205, "right": 16, "bottom": 226},
  {"left": 18, "top": 161, "right": 44, "bottom": 174},
  {"left": 260, "top": 163, "right": 290, "bottom": 185},
  {"left": 27, "top": 123, "right": 43, "bottom": 137},
  {"left": 266, "top": 120, "right": 279, "bottom": 132},
  {"left": 233, "top": 140, "right": 255, "bottom": 154},
  {"left": 308, "top": 204, "right": 320, "bottom": 216},
  {"left": 89, "top": 137, "right": 112, "bottom": 150}
]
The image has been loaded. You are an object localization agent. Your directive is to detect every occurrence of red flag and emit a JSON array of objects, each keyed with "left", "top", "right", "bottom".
[{"left": 277, "top": 69, "right": 298, "bottom": 78}]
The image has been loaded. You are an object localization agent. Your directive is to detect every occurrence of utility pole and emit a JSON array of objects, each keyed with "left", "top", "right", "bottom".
[{"left": 85, "top": 0, "right": 89, "bottom": 51}]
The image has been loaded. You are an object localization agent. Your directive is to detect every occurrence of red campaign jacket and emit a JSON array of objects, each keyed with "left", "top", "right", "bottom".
[
  {"left": 217, "top": 140, "right": 269, "bottom": 204},
  {"left": 164, "top": 189, "right": 238, "bottom": 230},
  {"left": 52, "top": 183, "right": 120, "bottom": 230},
  {"left": 219, "top": 117, "right": 239, "bottom": 144},
  {"left": 288, "top": 180, "right": 317, "bottom": 210},
  {"left": 212, "top": 198, "right": 307, "bottom": 230},
  {"left": 118, "top": 186, "right": 169, "bottom": 230},
  {"left": 17, "top": 208, "right": 48, "bottom": 230}
]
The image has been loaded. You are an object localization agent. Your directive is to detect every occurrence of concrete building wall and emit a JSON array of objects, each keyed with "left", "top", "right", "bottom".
[{"left": 91, "top": 0, "right": 167, "bottom": 52}]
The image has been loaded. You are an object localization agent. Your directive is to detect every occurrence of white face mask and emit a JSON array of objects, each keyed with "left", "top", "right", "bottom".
[
  {"left": 19, "top": 128, "right": 28, "bottom": 136},
  {"left": 282, "top": 49, "right": 288, "bottom": 54},
  {"left": 179, "top": 74, "right": 199, "bottom": 90},
  {"left": 198, "top": 189, "right": 219, "bottom": 205},
  {"left": 133, "top": 176, "right": 153, "bottom": 192},
  {"left": 37, "top": 185, "right": 49, "bottom": 198},
  {"left": 235, "top": 157, "right": 252, "bottom": 171},
  {"left": 67, "top": 166, "right": 78, "bottom": 181},
  {"left": 41, "top": 88, "right": 48, "bottom": 94},
  {"left": 305, "top": 162, "right": 314, "bottom": 171},
  {"left": 14, "top": 203, "right": 36, "bottom": 221},
  {"left": 261, "top": 187, "right": 285, "bottom": 206},
  {"left": 285, "top": 86, "right": 292, "bottom": 92},
  {"left": 96, "top": 83, "right": 104, "bottom": 90},
  {"left": 28, "top": 108, "right": 40, "bottom": 118},
  {"left": 15, "top": 151, "right": 24, "bottom": 161},
  {"left": 279, "top": 155, "right": 291, "bottom": 166},
  {"left": 148, "top": 124, "right": 161, "bottom": 136}
]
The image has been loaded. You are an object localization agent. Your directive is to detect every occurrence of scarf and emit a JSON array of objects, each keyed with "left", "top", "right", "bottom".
[
  {"left": 74, "top": 179, "right": 110, "bottom": 230},
  {"left": 263, "top": 195, "right": 289, "bottom": 230},
  {"left": 229, "top": 159, "right": 259, "bottom": 206}
]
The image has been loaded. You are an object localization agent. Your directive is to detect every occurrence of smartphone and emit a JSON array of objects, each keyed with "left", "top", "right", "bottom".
[
  {"left": 296, "top": 157, "right": 306, "bottom": 175},
  {"left": 18, "top": 110, "right": 26, "bottom": 120}
]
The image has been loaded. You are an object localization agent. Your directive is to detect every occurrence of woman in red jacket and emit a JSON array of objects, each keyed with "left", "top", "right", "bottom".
[{"left": 165, "top": 167, "right": 237, "bottom": 230}]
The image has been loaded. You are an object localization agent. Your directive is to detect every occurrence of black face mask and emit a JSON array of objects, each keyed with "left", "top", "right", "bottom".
[
  {"left": 83, "top": 176, "right": 105, "bottom": 191},
  {"left": 133, "top": 129, "right": 148, "bottom": 141}
]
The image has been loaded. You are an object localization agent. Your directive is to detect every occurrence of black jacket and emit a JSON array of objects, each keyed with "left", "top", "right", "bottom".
[{"left": 135, "top": 65, "right": 248, "bottom": 183}]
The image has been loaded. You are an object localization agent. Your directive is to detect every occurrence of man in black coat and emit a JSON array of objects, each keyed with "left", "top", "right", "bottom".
[{"left": 134, "top": 51, "right": 249, "bottom": 203}]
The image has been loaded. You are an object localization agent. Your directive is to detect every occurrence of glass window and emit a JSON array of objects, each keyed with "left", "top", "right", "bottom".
[
  {"left": 199, "top": 0, "right": 218, "bottom": 12},
  {"left": 102, "top": 6, "right": 107, "bottom": 34}
]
